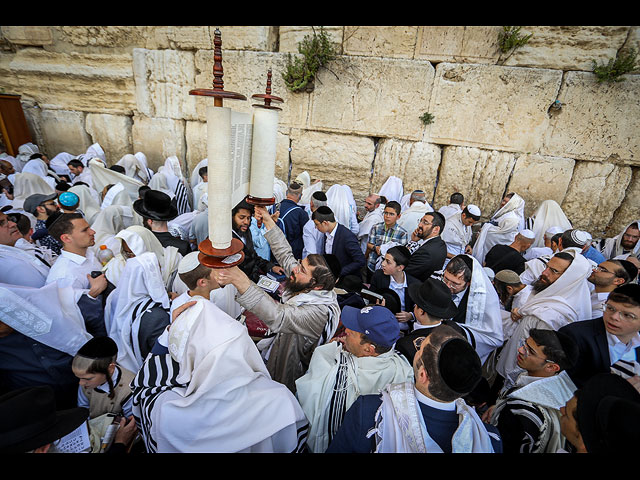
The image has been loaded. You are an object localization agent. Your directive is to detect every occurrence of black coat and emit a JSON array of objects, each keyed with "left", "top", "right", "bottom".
[{"left": 405, "top": 236, "right": 448, "bottom": 282}]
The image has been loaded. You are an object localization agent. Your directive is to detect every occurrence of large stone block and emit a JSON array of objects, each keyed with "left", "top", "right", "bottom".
[
  {"left": 56, "top": 26, "right": 150, "bottom": 51},
  {"left": 1, "top": 26, "right": 53, "bottom": 46},
  {"left": 278, "top": 27, "right": 343, "bottom": 54},
  {"left": 415, "top": 26, "right": 501, "bottom": 64},
  {"left": 133, "top": 48, "right": 198, "bottom": 120},
  {"left": 85, "top": 113, "right": 133, "bottom": 165},
  {"left": 429, "top": 63, "right": 563, "bottom": 153},
  {"left": 343, "top": 26, "right": 419, "bottom": 59},
  {"left": 131, "top": 116, "right": 186, "bottom": 172},
  {"left": 289, "top": 129, "right": 375, "bottom": 202},
  {"left": 505, "top": 154, "right": 575, "bottom": 217},
  {"left": 310, "top": 55, "right": 434, "bottom": 140},
  {"left": 371, "top": 139, "right": 441, "bottom": 202},
  {"left": 542, "top": 71, "right": 640, "bottom": 165},
  {"left": 39, "top": 109, "right": 92, "bottom": 157},
  {"left": 606, "top": 167, "right": 640, "bottom": 236},
  {"left": 501, "top": 26, "right": 631, "bottom": 71},
  {"left": 561, "top": 161, "right": 632, "bottom": 235},
  {"left": 1, "top": 48, "right": 136, "bottom": 115},
  {"left": 147, "top": 26, "right": 277, "bottom": 52},
  {"left": 433, "top": 146, "right": 517, "bottom": 217}
]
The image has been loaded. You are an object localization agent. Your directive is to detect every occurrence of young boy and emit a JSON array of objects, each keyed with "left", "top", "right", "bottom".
[{"left": 366, "top": 201, "right": 408, "bottom": 275}]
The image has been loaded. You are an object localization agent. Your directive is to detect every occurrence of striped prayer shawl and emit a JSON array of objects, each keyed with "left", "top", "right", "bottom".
[
  {"left": 326, "top": 350, "right": 354, "bottom": 446},
  {"left": 173, "top": 178, "right": 191, "bottom": 216},
  {"left": 130, "top": 351, "right": 185, "bottom": 453},
  {"left": 611, "top": 358, "right": 640, "bottom": 380}
]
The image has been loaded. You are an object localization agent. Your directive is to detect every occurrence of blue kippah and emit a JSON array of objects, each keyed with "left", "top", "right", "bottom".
[{"left": 58, "top": 191, "right": 79, "bottom": 207}]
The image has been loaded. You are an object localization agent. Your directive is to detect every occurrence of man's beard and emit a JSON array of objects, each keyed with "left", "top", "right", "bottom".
[
  {"left": 621, "top": 239, "right": 638, "bottom": 250},
  {"left": 532, "top": 277, "right": 550, "bottom": 293},
  {"left": 285, "top": 276, "right": 315, "bottom": 294}
]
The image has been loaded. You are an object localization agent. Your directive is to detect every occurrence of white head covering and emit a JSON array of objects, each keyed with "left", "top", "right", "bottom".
[
  {"left": 116, "top": 154, "right": 151, "bottom": 184},
  {"left": 0, "top": 282, "right": 91, "bottom": 356},
  {"left": 11, "top": 172, "right": 55, "bottom": 210},
  {"left": 377, "top": 176, "right": 403, "bottom": 204},
  {"left": 190, "top": 158, "right": 208, "bottom": 189},
  {"left": 48, "top": 152, "right": 73, "bottom": 177},
  {"left": 84, "top": 143, "right": 106, "bottom": 165},
  {"left": 326, "top": 184, "right": 359, "bottom": 233},
  {"left": 91, "top": 205, "right": 128, "bottom": 254},
  {"left": 473, "top": 193, "right": 526, "bottom": 264},
  {"left": 529, "top": 200, "right": 572, "bottom": 248},
  {"left": 89, "top": 158, "right": 143, "bottom": 205},
  {"left": 601, "top": 219, "right": 640, "bottom": 260},
  {"left": 69, "top": 184, "right": 101, "bottom": 224},
  {"left": 273, "top": 177, "right": 287, "bottom": 204},
  {"left": 14, "top": 143, "right": 40, "bottom": 172},
  {"left": 145, "top": 298, "right": 308, "bottom": 453},
  {"left": 105, "top": 252, "right": 170, "bottom": 372}
]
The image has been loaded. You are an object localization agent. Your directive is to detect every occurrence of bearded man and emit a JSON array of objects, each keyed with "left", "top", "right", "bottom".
[{"left": 212, "top": 205, "right": 341, "bottom": 393}]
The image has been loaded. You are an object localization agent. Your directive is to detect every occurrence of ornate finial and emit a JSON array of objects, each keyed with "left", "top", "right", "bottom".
[{"left": 252, "top": 68, "right": 283, "bottom": 110}]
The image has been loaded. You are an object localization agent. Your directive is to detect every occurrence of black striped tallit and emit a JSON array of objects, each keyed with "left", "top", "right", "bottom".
[
  {"left": 174, "top": 178, "right": 191, "bottom": 216},
  {"left": 326, "top": 350, "right": 353, "bottom": 445}
]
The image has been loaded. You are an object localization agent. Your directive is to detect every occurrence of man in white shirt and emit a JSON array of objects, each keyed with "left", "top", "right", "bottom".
[
  {"left": 302, "top": 190, "right": 328, "bottom": 258},
  {"left": 441, "top": 205, "right": 481, "bottom": 262},
  {"left": 45, "top": 211, "right": 107, "bottom": 298},
  {"left": 357, "top": 194, "right": 384, "bottom": 253},
  {"left": 587, "top": 259, "right": 636, "bottom": 315},
  {"left": 437, "top": 192, "right": 465, "bottom": 219}
]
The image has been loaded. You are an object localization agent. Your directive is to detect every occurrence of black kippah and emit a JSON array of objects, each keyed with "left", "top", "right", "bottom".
[
  {"left": 77, "top": 336, "right": 118, "bottom": 359},
  {"left": 438, "top": 338, "right": 481, "bottom": 394}
]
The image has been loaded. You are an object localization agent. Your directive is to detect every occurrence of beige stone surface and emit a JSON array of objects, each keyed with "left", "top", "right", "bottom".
[
  {"left": 501, "top": 26, "right": 630, "bottom": 71},
  {"left": 39, "top": 109, "right": 92, "bottom": 158},
  {"left": 289, "top": 129, "right": 375, "bottom": 201},
  {"left": 133, "top": 48, "right": 197, "bottom": 120},
  {"left": 433, "top": 146, "right": 517, "bottom": 217},
  {"left": 278, "top": 27, "right": 343, "bottom": 54},
  {"left": 56, "top": 26, "right": 150, "bottom": 51},
  {"left": 343, "top": 26, "right": 418, "bottom": 59},
  {"left": 371, "top": 139, "right": 441, "bottom": 201},
  {"left": 542, "top": 71, "right": 640, "bottom": 165},
  {"left": 606, "top": 167, "right": 640, "bottom": 236},
  {"left": 429, "top": 63, "right": 563, "bottom": 153},
  {"left": 0, "top": 48, "right": 136, "bottom": 114},
  {"left": 309, "top": 55, "right": 434, "bottom": 140},
  {"left": 85, "top": 113, "right": 133, "bottom": 165},
  {"left": 415, "top": 26, "right": 501, "bottom": 64},
  {"left": 131, "top": 116, "right": 186, "bottom": 172},
  {"left": 1, "top": 26, "right": 53, "bottom": 46},
  {"left": 561, "top": 161, "right": 632, "bottom": 235},
  {"left": 505, "top": 154, "right": 575, "bottom": 217}
]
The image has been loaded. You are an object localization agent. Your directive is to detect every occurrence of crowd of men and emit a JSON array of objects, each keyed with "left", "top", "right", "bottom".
[{"left": 1, "top": 141, "right": 639, "bottom": 454}]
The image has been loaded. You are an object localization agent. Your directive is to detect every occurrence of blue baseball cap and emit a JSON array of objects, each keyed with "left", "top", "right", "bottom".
[{"left": 340, "top": 305, "right": 400, "bottom": 348}]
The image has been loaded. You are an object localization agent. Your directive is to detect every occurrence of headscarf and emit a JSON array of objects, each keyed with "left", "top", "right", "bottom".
[
  {"left": 104, "top": 252, "right": 170, "bottom": 372},
  {"left": 529, "top": 200, "right": 572, "bottom": 248}
]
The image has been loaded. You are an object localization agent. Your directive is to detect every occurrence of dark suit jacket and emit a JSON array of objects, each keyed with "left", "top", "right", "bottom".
[
  {"left": 395, "top": 321, "right": 467, "bottom": 364},
  {"left": 369, "top": 269, "right": 420, "bottom": 314},
  {"left": 559, "top": 317, "right": 640, "bottom": 388},
  {"left": 323, "top": 223, "right": 366, "bottom": 278},
  {"left": 405, "top": 236, "right": 448, "bottom": 282}
]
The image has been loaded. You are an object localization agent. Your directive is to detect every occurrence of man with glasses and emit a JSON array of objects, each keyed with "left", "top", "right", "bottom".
[
  {"left": 404, "top": 211, "right": 448, "bottom": 282},
  {"left": 560, "top": 283, "right": 640, "bottom": 388},
  {"left": 23, "top": 192, "right": 62, "bottom": 256},
  {"left": 483, "top": 328, "right": 579, "bottom": 453},
  {"left": 587, "top": 259, "right": 637, "bottom": 313},
  {"left": 600, "top": 220, "right": 640, "bottom": 260}
]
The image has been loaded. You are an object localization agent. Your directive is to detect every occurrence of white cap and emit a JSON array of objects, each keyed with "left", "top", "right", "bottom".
[
  {"left": 483, "top": 267, "right": 495, "bottom": 280},
  {"left": 545, "top": 226, "right": 564, "bottom": 237},
  {"left": 178, "top": 251, "right": 202, "bottom": 274},
  {"left": 519, "top": 229, "right": 535, "bottom": 239},
  {"left": 467, "top": 204, "right": 481, "bottom": 217},
  {"left": 571, "top": 229, "right": 590, "bottom": 246}
]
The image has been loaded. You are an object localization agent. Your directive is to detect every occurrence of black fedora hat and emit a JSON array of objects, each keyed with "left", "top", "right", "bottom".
[
  {"left": 133, "top": 189, "right": 178, "bottom": 221},
  {"left": 0, "top": 386, "right": 89, "bottom": 453},
  {"left": 408, "top": 277, "right": 458, "bottom": 319}
]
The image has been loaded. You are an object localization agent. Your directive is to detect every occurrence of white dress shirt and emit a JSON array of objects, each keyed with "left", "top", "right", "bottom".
[
  {"left": 46, "top": 248, "right": 101, "bottom": 290},
  {"left": 324, "top": 223, "right": 339, "bottom": 254}
]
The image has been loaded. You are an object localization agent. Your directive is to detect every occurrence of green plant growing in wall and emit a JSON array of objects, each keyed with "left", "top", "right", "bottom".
[
  {"left": 420, "top": 112, "right": 435, "bottom": 125},
  {"left": 498, "top": 26, "right": 533, "bottom": 54},
  {"left": 282, "top": 27, "right": 338, "bottom": 93},
  {"left": 592, "top": 48, "right": 639, "bottom": 83}
]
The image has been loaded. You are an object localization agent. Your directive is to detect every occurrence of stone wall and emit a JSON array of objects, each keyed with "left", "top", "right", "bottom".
[{"left": 1, "top": 26, "right": 638, "bottom": 237}]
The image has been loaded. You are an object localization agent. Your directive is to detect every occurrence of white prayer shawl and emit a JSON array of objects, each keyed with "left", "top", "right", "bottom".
[
  {"left": 358, "top": 204, "right": 385, "bottom": 253},
  {"left": 529, "top": 200, "right": 572, "bottom": 248},
  {"left": 600, "top": 219, "right": 640, "bottom": 260},
  {"left": 105, "top": 225, "right": 181, "bottom": 289},
  {"left": 168, "top": 211, "right": 198, "bottom": 241},
  {"left": 438, "top": 203, "right": 462, "bottom": 220},
  {"left": 0, "top": 244, "right": 51, "bottom": 287},
  {"left": 301, "top": 181, "right": 323, "bottom": 209},
  {"left": 0, "top": 282, "right": 90, "bottom": 356},
  {"left": 14, "top": 143, "right": 39, "bottom": 172},
  {"left": 326, "top": 184, "right": 359, "bottom": 235},
  {"left": 134, "top": 152, "right": 154, "bottom": 180},
  {"left": 49, "top": 152, "right": 73, "bottom": 177},
  {"left": 147, "top": 299, "right": 308, "bottom": 453},
  {"left": 397, "top": 201, "right": 433, "bottom": 238},
  {"left": 473, "top": 193, "right": 526, "bottom": 265},
  {"left": 491, "top": 371, "right": 576, "bottom": 453},
  {"left": 284, "top": 288, "right": 341, "bottom": 348},
  {"left": 189, "top": 158, "right": 208, "bottom": 189},
  {"left": 295, "top": 171, "right": 311, "bottom": 190},
  {"left": 456, "top": 255, "right": 504, "bottom": 364},
  {"left": 377, "top": 176, "right": 403, "bottom": 204},
  {"left": 116, "top": 153, "right": 150, "bottom": 184},
  {"left": 295, "top": 342, "right": 413, "bottom": 453},
  {"left": 400, "top": 193, "right": 411, "bottom": 212},
  {"left": 10, "top": 172, "right": 55, "bottom": 210},
  {"left": 84, "top": 143, "right": 107, "bottom": 166},
  {"left": 441, "top": 211, "right": 472, "bottom": 257},
  {"left": 21, "top": 158, "right": 50, "bottom": 178},
  {"left": 497, "top": 249, "right": 593, "bottom": 385},
  {"left": 105, "top": 252, "right": 170, "bottom": 372},
  {"left": 163, "top": 156, "right": 191, "bottom": 215},
  {"left": 14, "top": 237, "right": 56, "bottom": 270},
  {"left": 91, "top": 205, "right": 128, "bottom": 254},
  {"left": 68, "top": 184, "right": 100, "bottom": 224},
  {"left": 273, "top": 177, "right": 288, "bottom": 204},
  {"left": 148, "top": 167, "right": 173, "bottom": 197},
  {"left": 369, "top": 382, "right": 495, "bottom": 453},
  {"left": 0, "top": 152, "right": 19, "bottom": 173},
  {"left": 89, "top": 158, "right": 143, "bottom": 205},
  {"left": 191, "top": 181, "right": 207, "bottom": 212}
]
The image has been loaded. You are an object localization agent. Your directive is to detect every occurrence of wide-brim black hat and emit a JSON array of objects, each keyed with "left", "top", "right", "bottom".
[
  {"left": 408, "top": 277, "right": 458, "bottom": 319},
  {"left": 0, "top": 386, "right": 89, "bottom": 453},
  {"left": 133, "top": 189, "right": 178, "bottom": 221}
]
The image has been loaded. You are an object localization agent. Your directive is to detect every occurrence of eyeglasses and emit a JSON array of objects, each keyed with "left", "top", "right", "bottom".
[
  {"left": 603, "top": 303, "right": 639, "bottom": 322},
  {"left": 593, "top": 265, "right": 615, "bottom": 274},
  {"left": 518, "top": 338, "right": 554, "bottom": 363}
]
